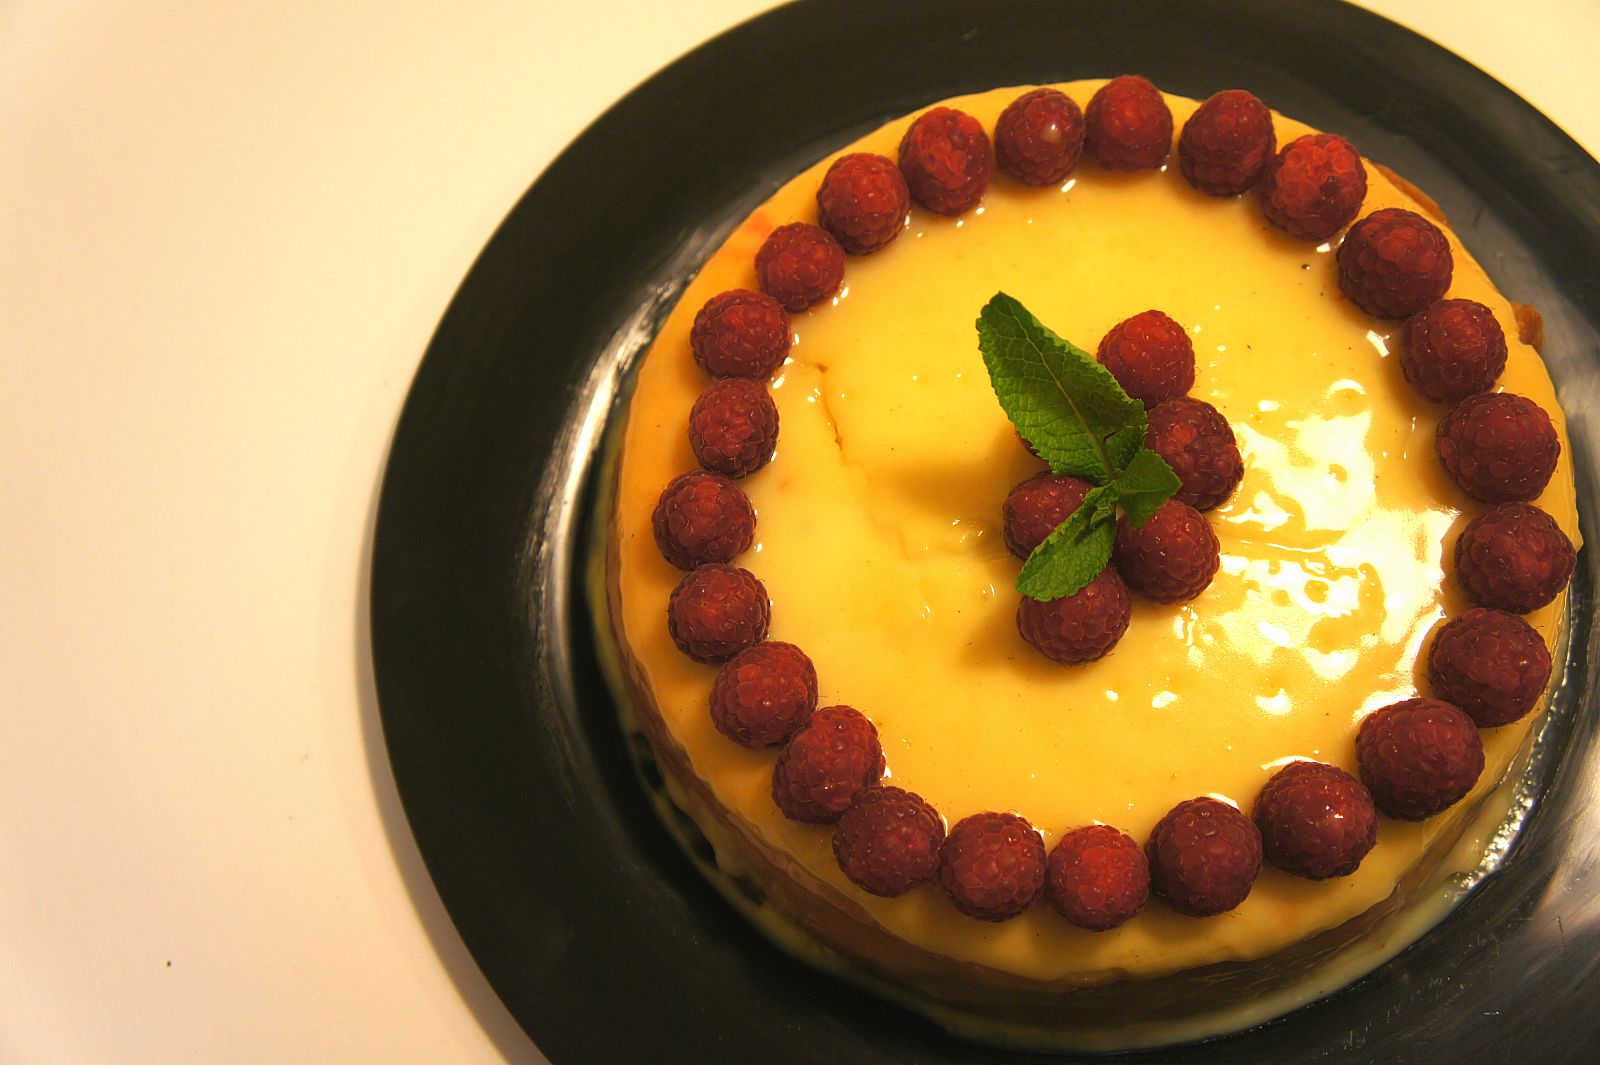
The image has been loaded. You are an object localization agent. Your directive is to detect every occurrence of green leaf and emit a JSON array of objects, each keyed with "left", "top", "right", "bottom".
[
  {"left": 1113, "top": 448, "right": 1182, "bottom": 529},
  {"left": 977, "top": 292, "right": 1147, "bottom": 485},
  {"left": 1016, "top": 486, "right": 1119, "bottom": 601}
]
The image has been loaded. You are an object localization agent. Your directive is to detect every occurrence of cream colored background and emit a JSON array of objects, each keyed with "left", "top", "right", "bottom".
[{"left": 2, "top": 2, "right": 1595, "bottom": 1062}]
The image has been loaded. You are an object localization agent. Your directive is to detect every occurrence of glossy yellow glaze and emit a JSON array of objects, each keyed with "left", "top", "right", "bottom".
[{"left": 611, "top": 82, "right": 1578, "bottom": 982}]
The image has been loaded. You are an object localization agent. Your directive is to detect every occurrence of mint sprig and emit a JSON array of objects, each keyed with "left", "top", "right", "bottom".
[{"left": 978, "top": 292, "right": 1181, "bottom": 601}]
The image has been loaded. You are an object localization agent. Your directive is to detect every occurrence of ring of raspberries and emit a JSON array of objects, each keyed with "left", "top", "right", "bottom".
[{"left": 644, "top": 80, "right": 1572, "bottom": 929}]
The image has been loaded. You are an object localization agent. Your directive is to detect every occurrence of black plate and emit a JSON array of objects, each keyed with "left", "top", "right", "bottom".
[{"left": 370, "top": 1, "right": 1600, "bottom": 1061}]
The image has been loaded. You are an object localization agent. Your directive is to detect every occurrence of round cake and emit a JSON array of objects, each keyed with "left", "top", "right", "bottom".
[{"left": 597, "top": 79, "right": 1579, "bottom": 1045}]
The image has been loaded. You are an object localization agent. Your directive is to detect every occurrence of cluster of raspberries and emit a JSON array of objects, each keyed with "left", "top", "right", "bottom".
[
  {"left": 743, "top": 77, "right": 1374, "bottom": 318},
  {"left": 1373, "top": 496, "right": 1573, "bottom": 820},
  {"left": 1322, "top": 130, "right": 1573, "bottom": 785},
  {"left": 1087, "top": 77, "right": 1370, "bottom": 240},
  {"left": 650, "top": 286, "right": 788, "bottom": 662},
  {"left": 711, "top": 621, "right": 1540, "bottom": 928},
  {"left": 705, "top": 620, "right": 1361, "bottom": 925},
  {"left": 645, "top": 77, "right": 1576, "bottom": 933},
  {"left": 729, "top": 646, "right": 1466, "bottom": 926},
  {"left": 1333, "top": 505, "right": 1571, "bottom": 825},
  {"left": 1336, "top": 209, "right": 1564, "bottom": 547},
  {"left": 1008, "top": 309, "right": 1241, "bottom": 665}
]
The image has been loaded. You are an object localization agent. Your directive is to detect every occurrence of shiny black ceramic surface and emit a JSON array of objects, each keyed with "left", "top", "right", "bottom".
[{"left": 370, "top": 1, "right": 1600, "bottom": 1061}]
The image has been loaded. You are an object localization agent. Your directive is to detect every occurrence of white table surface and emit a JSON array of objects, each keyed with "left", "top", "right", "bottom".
[{"left": 3, "top": 2, "right": 1596, "bottom": 1062}]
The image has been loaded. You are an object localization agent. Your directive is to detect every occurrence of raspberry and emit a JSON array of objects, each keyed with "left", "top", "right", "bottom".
[
  {"left": 1454, "top": 503, "right": 1575, "bottom": 614},
  {"left": 994, "top": 87, "right": 1085, "bottom": 186},
  {"left": 1002, "top": 472, "right": 1092, "bottom": 558},
  {"left": 1144, "top": 397, "right": 1244, "bottom": 511},
  {"left": 1178, "top": 89, "right": 1276, "bottom": 196},
  {"left": 1435, "top": 392, "right": 1559, "bottom": 504},
  {"left": 690, "top": 289, "right": 791, "bottom": 379},
  {"left": 1146, "top": 797, "right": 1262, "bottom": 916},
  {"left": 1113, "top": 499, "right": 1220, "bottom": 603},
  {"left": 1252, "top": 761, "right": 1378, "bottom": 879},
  {"left": 938, "top": 812, "right": 1046, "bottom": 921},
  {"left": 816, "top": 152, "right": 910, "bottom": 256},
  {"left": 1427, "top": 608, "right": 1552, "bottom": 727},
  {"left": 755, "top": 222, "right": 845, "bottom": 312},
  {"left": 688, "top": 378, "right": 780, "bottom": 478},
  {"left": 1402, "top": 299, "right": 1508, "bottom": 403},
  {"left": 897, "top": 107, "right": 993, "bottom": 217},
  {"left": 651, "top": 471, "right": 755, "bottom": 570},
  {"left": 1356, "top": 698, "right": 1484, "bottom": 821},
  {"left": 666, "top": 564, "right": 770, "bottom": 664},
  {"left": 1016, "top": 568, "right": 1133, "bottom": 665},
  {"left": 1044, "top": 824, "right": 1149, "bottom": 931},
  {"left": 709, "top": 641, "right": 818, "bottom": 748},
  {"left": 1258, "top": 133, "right": 1367, "bottom": 241},
  {"left": 771, "top": 705, "right": 884, "bottom": 824},
  {"left": 1097, "top": 309, "right": 1196, "bottom": 408},
  {"left": 1337, "top": 208, "right": 1454, "bottom": 319},
  {"left": 831, "top": 786, "right": 945, "bottom": 897},
  {"left": 1084, "top": 75, "right": 1173, "bottom": 171}
]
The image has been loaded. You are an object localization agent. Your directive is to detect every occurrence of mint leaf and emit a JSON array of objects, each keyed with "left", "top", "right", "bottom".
[
  {"left": 1016, "top": 486, "right": 1119, "bottom": 600},
  {"left": 1113, "top": 448, "right": 1182, "bottom": 529},
  {"left": 977, "top": 292, "right": 1146, "bottom": 485}
]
